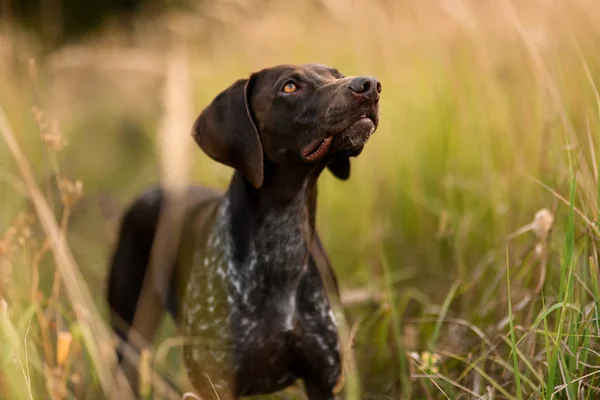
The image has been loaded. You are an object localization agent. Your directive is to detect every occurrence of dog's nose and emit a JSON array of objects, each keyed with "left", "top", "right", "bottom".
[{"left": 349, "top": 76, "right": 381, "bottom": 101}]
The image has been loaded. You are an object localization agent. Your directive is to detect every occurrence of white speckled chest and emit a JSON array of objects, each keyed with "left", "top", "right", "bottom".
[{"left": 182, "top": 192, "right": 341, "bottom": 396}]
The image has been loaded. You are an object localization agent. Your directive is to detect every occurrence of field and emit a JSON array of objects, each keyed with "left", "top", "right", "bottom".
[{"left": 1, "top": 0, "right": 600, "bottom": 398}]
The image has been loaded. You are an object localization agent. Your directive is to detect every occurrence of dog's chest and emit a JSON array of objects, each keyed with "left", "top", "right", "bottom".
[{"left": 182, "top": 196, "right": 339, "bottom": 394}]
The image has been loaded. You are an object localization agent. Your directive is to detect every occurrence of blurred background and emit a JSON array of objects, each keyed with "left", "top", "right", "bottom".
[{"left": 1, "top": 0, "right": 600, "bottom": 399}]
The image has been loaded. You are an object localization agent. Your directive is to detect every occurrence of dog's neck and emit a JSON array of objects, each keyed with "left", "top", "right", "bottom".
[
  {"left": 226, "top": 164, "right": 323, "bottom": 259},
  {"left": 224, "top": 166, "right": 323, "bottom": 319}
]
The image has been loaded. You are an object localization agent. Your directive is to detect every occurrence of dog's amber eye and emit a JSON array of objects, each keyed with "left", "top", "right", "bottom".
[{"left": 282, "top": 82, "right": 298, "bottom": 93}]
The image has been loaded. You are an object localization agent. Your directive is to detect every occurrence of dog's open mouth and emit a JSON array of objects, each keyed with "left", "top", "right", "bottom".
[
  {"left": 302, "top": 137, "right": 334, "bottom": 162},
  {"left": 301, "top": 116, "right": 376, "bottom": 162}
]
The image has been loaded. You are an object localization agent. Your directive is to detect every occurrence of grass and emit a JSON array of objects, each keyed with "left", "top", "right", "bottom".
[
  {"left": 506, "top": 244, "right": 523, "bottom": 400},
  {"left": 1, "top": 0, "right": 600, "bottom": 398}
]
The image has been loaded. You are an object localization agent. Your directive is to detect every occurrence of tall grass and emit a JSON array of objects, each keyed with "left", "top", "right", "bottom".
[{"left": 1, "top": 0, "right": 600, "bottom": 398}]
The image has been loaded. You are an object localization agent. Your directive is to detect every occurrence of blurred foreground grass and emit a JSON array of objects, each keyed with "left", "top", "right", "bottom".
[{"left": 1, "top": 0, "right": 600, "bottom": 398}]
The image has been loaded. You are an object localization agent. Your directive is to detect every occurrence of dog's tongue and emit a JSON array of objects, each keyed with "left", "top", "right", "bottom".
[{"left": 302, "top": 137, "right": 334, "bottom": 161}]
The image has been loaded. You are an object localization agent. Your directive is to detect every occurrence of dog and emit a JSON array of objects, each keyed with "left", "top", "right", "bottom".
[{"left": 107, "top": 63, "right": 381, "bottom": 399}]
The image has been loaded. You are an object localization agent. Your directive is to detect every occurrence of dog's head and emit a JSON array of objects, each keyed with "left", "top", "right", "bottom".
[{"left": 192, "top": 64, "right": 381, "bottom": 188}]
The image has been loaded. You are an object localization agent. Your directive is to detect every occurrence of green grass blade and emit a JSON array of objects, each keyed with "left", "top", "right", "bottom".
[
  {"left": 547, "top": 175, "right": 577, "bottom": 399},
  {"left": 427, "top": 280, "right": 460, "bottom": 351},
  {"left": 382, "top": 255, "right": 411, "bottom": 399},
  {"left": 506, "top": 244, "right": 523, "bottom": 399}
]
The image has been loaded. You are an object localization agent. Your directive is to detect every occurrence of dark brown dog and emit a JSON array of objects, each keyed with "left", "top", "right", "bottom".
[{"left": 107, "top": 63, "right": 381, "bottom": 399}]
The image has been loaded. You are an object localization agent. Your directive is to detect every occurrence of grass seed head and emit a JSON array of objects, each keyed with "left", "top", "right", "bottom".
[{"left": 533, "top": 208, "right": 554, "bottom": 240}]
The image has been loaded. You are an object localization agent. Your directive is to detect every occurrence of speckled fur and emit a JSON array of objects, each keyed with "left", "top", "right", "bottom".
[{"left": 182, "top": 178, "right": 341, "bottom": 398}]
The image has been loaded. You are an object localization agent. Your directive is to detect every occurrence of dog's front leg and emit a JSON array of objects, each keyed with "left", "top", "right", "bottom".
[{"left": 304, "top": 381, "right": 337, "bottom": 400}]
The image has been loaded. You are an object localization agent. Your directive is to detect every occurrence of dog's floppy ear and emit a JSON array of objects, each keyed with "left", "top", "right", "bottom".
[
  {"left": 327, "top": 158, "right": 351, "bottom": 180},
  {"left": 192, "top": 75, "right": 263, "bottom": 188}
]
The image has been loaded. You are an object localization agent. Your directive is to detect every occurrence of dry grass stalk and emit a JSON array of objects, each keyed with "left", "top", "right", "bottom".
[
  {"left": 138, "top": 348, "right": 152, "bottom": 398},
  {"left": 0, "top": 105, "right": 135, "bottom": 399},
  {"left": 340, "top": 288, "right": 383, "bottom": 307},
  {"left": 24, "top": 74, "right": 85, "bottom": 382},
  {"left": 506, "top": 207, "right": 555, "bottom": 298},
  {"left": 46, "top": 177, "right": 82, "bottom": 318}
]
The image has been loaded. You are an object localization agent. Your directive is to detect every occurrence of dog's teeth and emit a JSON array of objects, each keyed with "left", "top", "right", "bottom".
[{"left": 304, "top": 136, "right": 333, "bottom": 161}]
